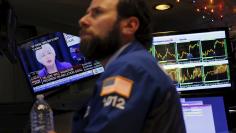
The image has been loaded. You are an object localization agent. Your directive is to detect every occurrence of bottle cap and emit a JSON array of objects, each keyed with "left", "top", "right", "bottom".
[{"left": 36, "top": 94, "right": 44, "bottom": 100}]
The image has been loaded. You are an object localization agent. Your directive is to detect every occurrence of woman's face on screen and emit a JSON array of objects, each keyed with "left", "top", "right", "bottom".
[{"left": 36, "top": 44, "right": 56, "bottom": 67}]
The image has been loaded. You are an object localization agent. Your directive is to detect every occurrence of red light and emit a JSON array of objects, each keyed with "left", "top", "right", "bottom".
[{"left": 218, "top": 4, "right": 223, "bottom": 10}]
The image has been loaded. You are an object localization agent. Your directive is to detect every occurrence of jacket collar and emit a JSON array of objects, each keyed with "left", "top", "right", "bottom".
[{"left": 105, "top": 40, "right": 144, "bottom": 69}]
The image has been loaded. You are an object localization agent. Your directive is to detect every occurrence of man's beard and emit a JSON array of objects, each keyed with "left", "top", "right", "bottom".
[{"left": 79, "top": 22, "right": 121, "bottom": 61}]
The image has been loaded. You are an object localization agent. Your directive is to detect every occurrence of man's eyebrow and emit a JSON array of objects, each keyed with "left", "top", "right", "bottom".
[{"left": 87, "top": 6, "right": 104, "bottom": 13}]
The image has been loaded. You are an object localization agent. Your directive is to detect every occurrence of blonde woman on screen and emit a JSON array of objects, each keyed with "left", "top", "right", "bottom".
[{"left": 35, "top": 43, "right": 72, "bottom": 77}]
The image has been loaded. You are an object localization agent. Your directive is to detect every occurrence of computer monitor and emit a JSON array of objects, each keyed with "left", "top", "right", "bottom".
[
  {"left": 17, "top": 32, "right": 104, "bottom": 94},
  {"left": 181, "top": 96, "right": 229, "bottom": 133},
  {"left": 152, "top": 28, "right": 232, "bottom": 92}
]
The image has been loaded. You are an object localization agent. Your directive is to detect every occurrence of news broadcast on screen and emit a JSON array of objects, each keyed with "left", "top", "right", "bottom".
[{"left": 17, "top": 32, "right": 104, "bottom": 94}]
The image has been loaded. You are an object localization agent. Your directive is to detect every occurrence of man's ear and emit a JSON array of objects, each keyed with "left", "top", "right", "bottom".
[{"left": 120, "top": 17, "right": 139, "bottom": 35}]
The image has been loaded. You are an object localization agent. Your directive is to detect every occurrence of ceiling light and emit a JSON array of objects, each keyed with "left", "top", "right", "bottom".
[{"left": 155, "top": 4, "right": 172, "bottom": 11}]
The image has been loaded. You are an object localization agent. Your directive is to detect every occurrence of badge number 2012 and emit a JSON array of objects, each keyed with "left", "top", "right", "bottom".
[{"left": 103, "top": 96, "right": 125, "bottom": 110}]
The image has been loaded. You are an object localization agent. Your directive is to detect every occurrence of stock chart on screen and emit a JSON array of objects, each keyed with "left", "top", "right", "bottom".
[{"left": 152, "top": 29, "right": 232, "bottom": 91}]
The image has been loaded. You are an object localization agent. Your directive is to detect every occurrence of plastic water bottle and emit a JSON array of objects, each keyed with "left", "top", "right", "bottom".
[{"left": 30, "top": 94, "right": 54, "bottom": 133}]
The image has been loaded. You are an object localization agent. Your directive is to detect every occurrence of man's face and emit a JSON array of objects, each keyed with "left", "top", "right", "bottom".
[{"left": 79, "top": 0, "right": 122, "bottom": 60}]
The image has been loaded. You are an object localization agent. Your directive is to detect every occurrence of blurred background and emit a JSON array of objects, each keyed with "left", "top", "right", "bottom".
[{"left": 1, "top": 0, "right": 236, "bottom": 132}]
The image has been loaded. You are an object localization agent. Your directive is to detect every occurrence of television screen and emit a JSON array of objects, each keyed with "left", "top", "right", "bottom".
[
  {"left": 181, "top": 96, "right": 229, "bottom": 133},
  {"left": 17, "top": 32, "right": 104, "bottom": 94},
  {"left": 152, "top": 29, "right": 232, "bottom": 91}
]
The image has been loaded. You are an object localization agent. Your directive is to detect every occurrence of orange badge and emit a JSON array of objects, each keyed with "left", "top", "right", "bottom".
[{"left": 100, "top": 76, "right": 134, "bottom": 98}]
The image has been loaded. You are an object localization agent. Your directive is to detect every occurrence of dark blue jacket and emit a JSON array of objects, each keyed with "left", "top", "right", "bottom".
[{"left": 72, "top": 41, "right": 185, "bottom": 133}]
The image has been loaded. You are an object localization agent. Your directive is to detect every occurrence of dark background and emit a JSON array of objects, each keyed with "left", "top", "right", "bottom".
[{"left": 1, "top": 0, "right": 236, "bottom": 132}]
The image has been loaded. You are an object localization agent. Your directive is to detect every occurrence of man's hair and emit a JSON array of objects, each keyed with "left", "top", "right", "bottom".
[{"left": 117, "top": 0, "right": 152, "bottom": 49}]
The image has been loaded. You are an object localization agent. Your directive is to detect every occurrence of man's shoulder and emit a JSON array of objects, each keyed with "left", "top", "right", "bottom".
[
  {"left": 118, "top": 41, "right": 153, "bottom": 62},
  {"left": 106, "top": 48, "right": 174, "bottom": 87},
  {"left": 106, "top": 49, "right": 162, "bottom": 79},
  {"left": 115, "top": 49, "right": 156, "bottom": 71}
]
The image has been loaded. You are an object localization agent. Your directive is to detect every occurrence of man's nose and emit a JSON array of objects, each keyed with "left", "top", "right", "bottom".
[{"left": 79, "top": 14, "right": 91, "bottom": 28}]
